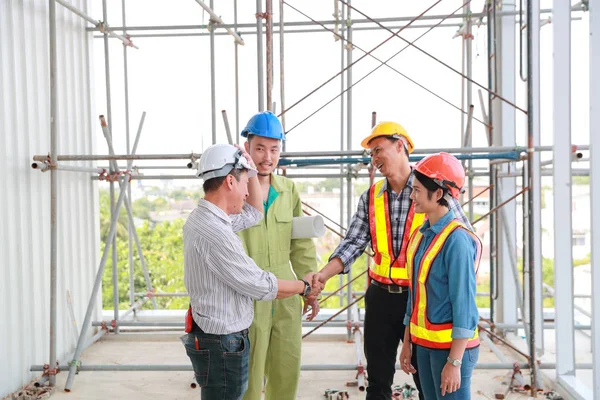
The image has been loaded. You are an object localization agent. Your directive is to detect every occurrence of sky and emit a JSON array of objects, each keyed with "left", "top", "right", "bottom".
[{"left": 85, "top": 0, "right": 592, "bottom": 182}]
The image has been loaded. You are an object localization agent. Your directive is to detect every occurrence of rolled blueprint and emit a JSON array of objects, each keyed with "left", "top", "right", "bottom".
[{"left": 291, "top": 215, "right": 326, "bottom": 239}]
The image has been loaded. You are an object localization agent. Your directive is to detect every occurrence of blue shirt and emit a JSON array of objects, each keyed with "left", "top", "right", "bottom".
[{"left": 403, "top": 210, "right": 479, "bottom": 339}]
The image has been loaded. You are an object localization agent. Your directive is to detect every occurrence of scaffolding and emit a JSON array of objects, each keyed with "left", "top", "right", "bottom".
[{"left": 31, "top": 0, "right": 599, "bottom": 398}]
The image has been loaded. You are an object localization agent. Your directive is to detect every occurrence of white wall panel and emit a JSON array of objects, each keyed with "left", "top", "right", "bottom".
[{"left": 0, "top": 0, "right": 99, "bottom": 395}]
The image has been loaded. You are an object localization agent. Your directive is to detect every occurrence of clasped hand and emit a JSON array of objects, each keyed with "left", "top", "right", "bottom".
[
  {"left": 302, "top": 272, "right": 324, "bottom": 298},
  {"left": 301, "top": 273, "right": 325, "bottom": 321}
]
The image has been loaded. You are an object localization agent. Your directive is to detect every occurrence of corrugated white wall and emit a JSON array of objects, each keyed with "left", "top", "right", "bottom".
[{"left": 0, "top": 0, "right": 99, "bottom": 396}]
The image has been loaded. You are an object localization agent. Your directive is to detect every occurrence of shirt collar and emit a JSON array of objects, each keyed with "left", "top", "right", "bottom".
[
  {"left": 376, "top": 169, "right": 415, "bottom": 198},
  {"left": 198, "top": 198, "right": 232, "bottom": 225},
  {"left": 270, "top": 173, "right": 288, "bottom": 193},
  {"left": 419, "top": 209, "right": 456, "bottom": 235}
]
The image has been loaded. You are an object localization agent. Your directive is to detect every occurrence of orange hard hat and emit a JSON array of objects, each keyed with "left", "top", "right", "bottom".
[
  {"left": 360, "top": 121, "right": 414, "bottom": 152},
  {"left": 414, "top": 152, "right": 465, "bottom": 199}
]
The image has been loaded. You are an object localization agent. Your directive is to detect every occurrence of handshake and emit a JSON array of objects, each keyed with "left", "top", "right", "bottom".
[
  {"left": 300, "top": 272, "right": 327, "bottom": 321},
  {"left": 301, "top": 272, "right": 326, "bottom": 300}
]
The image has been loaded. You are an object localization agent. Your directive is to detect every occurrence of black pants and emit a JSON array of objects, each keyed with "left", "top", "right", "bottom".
[{"left": 364, "top": 284, "right": 424, "bottom": 400}]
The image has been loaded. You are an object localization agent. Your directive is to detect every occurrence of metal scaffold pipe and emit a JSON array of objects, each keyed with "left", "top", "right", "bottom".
[
  {"left": 347, "top": 0, "right": 530, "bottom": 115},
  {"left": 526, "top": 0, "right": 539, "bottom": 392},
  {"left": 221, "top": 110, "right": 234, "bottom": 145},
  {"left": 256, "top": 0, "right": 265, "bottom": 111},
  {"left": 93, "top": 23, "right": 470, "bottom": 39},
  {"left": 210, "top": 0, "right": 217, "bottom": 145},
  {"left": 282, "top": 1, "right": 490, "bottom": 135},
  {"left": 85, "top": 8, "right": 585, "bottom": 33},
  {"left": 279, "top": 0, "right": 443, "bottom": 118},
  {"left": 100, "top": 116, "right": 157, "bottom": 310},
  {"left": 48, "top": 0, "right": 58, "bottom": 387},
  {"left": 34, "top": 145, "right": 587, "bottom": 162},
  {"left": 56, "top": 0, "right": 137, "bottom": 48},
  {"left": 279, "top": 0, "right": 286, "bottom": 150},
  {"left": 266, "top": 0, "right": 274, "bottom": 111},
  {"left": 122, "top": 0, "right": 135, "bottom": 310},
  {"left": 64, "top": 177, "right": 131, "bottom": 391},
  {"left": 194, "top": 0, "right": 245, "bottom": 45},
  {"left": 80, "top": 320, "right": 592, "bottom": 330},
  {"left": 89, "top": 169, "right": 592, "bottom": 181},
  {"left": 32, "top": 362, "right": 595, "bottom": 372},
  {"left": 345, "top": 0, "right": 354, "bottom": 336}
]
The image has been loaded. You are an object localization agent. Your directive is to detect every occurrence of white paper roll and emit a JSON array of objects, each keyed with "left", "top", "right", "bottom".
[{"left": 291, "top": 215, "right": 326, "bottom": 239}]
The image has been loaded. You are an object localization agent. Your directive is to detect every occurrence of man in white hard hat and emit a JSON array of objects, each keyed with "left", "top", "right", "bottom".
[{"left": 181, "top": 143, "right": 324, "bottom": 400}]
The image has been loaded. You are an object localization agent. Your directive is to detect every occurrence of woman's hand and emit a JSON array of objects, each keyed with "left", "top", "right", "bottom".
[
  {"left": 399, "top": 343, "right": 416, "bottom": 375},
  {"left": 440, "top": 363, "right": 461, "bottom": 396}
]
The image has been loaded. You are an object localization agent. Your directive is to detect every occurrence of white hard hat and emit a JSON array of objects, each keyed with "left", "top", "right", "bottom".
[{"left": 196, "top": 144, "right": 258, "bottom": 180}]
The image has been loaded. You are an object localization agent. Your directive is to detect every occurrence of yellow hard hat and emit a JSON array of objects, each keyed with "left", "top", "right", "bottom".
[{"left": 360, "top": 121, "right": 414, "bottom": 153}]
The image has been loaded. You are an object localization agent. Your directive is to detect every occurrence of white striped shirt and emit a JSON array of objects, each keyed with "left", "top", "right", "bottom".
[{"left": 183, "top": 199, "right": 279, "bottom": 335}]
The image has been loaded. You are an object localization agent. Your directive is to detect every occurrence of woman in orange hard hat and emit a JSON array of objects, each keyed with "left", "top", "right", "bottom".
[{"left": 399, "top": 152, "right": 482, "bottom": 399}]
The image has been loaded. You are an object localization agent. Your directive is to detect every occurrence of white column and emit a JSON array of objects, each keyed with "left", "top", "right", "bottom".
[
  {"left": 552, "top": 4, "right": 592, "bottom": 399},
  {"left": 497, "top": 0, "right": 518, "bottom": 326},
  {"left": 590, "top": 0, "right": 600, "bottom": 396},
  {"left": 552, "top": 0, "right": 575, "bottom": 379}
]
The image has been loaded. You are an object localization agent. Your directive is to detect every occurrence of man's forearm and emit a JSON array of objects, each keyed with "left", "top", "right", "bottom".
[
  {"left": 276, "top": 279, "right": 304, "bottom": 299},
  {"left": 246, "top": 176, "right": 263, "bottom": 213},
  {"left": 318, "top": 257, "right": 345, "bottom": 282}
]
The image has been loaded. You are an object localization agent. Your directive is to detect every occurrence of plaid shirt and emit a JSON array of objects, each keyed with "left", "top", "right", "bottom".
[{"left": 330, "top": 172, "right": 473, "bottom": 274}]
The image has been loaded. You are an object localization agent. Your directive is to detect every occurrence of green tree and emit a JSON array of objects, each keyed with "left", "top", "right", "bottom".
[
  {"left": 317, "top": 178, "right": 342, "bottom": 192},
  {"left": 573, "top": 176, "right": 590, "bottom": 185},
  {"left": 354, "top": 182, "right": 370, "bottom": 196},
  {"left": 294, "top": 181, "right": 308, "bottom": 194},
  {"left": 170, "top": 189, "right": 190, "bottom": 201},
  {"left": 318, "top": 251, "right": 368, "bottom": 309},
  {"left": 130, "top": 197, "right": 170, "bottom": 219},
  {"left": 102, "top": 219, "right": 189, "bottom": 310},
  {"left": 476, "top": 256, "right": 560, "bottom": 309},
  {"left": 99, "top": 189, "right": 129, "bottom": 241},
  {"left": 145, "top": 186, "right": 163, "bottom": 196},
  {"left": 190, "top": 189, "right": 203, "bottom": 202}
]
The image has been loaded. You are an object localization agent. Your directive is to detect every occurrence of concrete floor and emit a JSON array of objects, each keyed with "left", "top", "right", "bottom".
[{"left": 45, "top": 330, "right": 536, "bottom": 400}]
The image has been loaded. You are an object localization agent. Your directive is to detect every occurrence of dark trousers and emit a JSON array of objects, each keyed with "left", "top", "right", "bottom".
[
  {"left": 364, "top": 284, "right": 424, "bottom": 400},
  {"left": 181, "top": 327, "right": 250, "bottom": 400}
]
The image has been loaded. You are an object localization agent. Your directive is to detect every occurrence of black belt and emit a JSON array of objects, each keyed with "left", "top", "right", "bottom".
[
  {"left": 193, "top": 323, "right": 249, "bottom": 337},
  {"left": 371, "top": 279, "right": 408, "bottom": 294}
]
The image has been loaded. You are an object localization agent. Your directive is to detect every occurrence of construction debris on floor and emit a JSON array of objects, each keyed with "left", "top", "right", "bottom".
[
  {"left": 4, "top": 385, "right": 53, "bottom": 400},
  {"left": 543, "top": 391, "right": 564, "bottom": 400},
  {"left": 392, "top": 383, "right": 418, "bottom": 398},
  {"left": 324, "top": 388, "right": 350, "bottom": 400}
]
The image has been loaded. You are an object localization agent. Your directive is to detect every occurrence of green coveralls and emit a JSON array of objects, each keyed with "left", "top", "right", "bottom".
[{"left": 238, "top": 174, "right": 317, "bottom": 400}]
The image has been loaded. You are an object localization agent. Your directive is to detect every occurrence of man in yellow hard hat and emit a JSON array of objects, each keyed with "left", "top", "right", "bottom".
[{"left": 311, "top": 122, "right": 473, "bottom": 400}]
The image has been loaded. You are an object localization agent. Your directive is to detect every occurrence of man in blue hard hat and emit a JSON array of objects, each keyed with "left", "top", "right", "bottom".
[{"left": 236, "top": 111, "right": 320, "bottom": 400}]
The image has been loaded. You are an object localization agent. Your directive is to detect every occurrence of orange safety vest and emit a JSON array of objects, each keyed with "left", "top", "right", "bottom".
[
  {"left": 368, "top": 179, "right": 426, "bottom": 286},
  {"left": 406, "top": 219, "right": 482, "bottom": 350}
]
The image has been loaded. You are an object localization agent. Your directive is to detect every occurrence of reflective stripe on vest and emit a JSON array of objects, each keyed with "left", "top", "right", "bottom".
[
  {"left": 406, "top": 219, "right": 482, "bottom": 349},
  {"left": 368, "top": 179, "right": 426, "bottom": 286}
]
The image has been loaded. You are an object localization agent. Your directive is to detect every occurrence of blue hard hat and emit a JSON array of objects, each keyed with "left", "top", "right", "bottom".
[{"left": 240, "top": 111, "right": 285, "bottom": 141}]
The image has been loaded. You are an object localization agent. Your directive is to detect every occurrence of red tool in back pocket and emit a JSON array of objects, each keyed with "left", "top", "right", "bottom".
[{"left": 185, "top": 304, "right": 193, "bottom": 333}]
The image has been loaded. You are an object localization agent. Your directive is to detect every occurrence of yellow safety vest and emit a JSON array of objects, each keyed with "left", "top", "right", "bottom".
[
  {"left": 368, "top": 179, "right": 425, "bottom": 286},
  {"left": 406, "top": 219, "right": 482, "bottom": 349}
]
